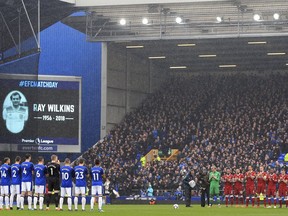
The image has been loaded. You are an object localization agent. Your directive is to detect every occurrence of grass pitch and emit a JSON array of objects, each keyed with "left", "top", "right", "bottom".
[{"left": 2, "top": 204, "right": 288, "bottom": 216}]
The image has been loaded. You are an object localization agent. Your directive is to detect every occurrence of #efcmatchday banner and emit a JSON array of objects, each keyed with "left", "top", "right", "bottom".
[{"left": 0, "top": 73, "right": 81, "bottom": 153}]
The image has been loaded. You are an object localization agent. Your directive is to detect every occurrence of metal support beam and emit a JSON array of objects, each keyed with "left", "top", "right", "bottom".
[
  {"left": 18, "top": 7, "right": 21, "bottom": 55},
  {"left": 94, "top": 21, "right": 108, "bottom": 38},
  {"left": 21, "top": 0, "right": 40, "bottom": 49},
  {"left": 60, "top": 0, "right": 229, "bottom": 7},
  {"left": 87, "top": 32, "right": 288, "bottom": 42},
  {"left": 100, "top": 42, "right": 108, "bottom": 138},
  {"left": 38, "top": 0, "right": 41, "bottom": 51},
  {"left": 0, "top": 12, "right": 20, "bottom": 54}
]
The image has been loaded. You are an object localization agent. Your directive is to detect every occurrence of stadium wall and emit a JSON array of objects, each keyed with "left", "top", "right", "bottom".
[
  {"left": 38, "top": 21, "right": 102, "bottom": 156},
  {"left": 105, "top": 43, "right": 168, "bottom": 134}
]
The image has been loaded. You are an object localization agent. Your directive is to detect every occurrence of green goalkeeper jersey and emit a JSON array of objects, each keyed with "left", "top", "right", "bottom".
[{"left": 209, "top": 171, "right": 220, "bottom": 185}]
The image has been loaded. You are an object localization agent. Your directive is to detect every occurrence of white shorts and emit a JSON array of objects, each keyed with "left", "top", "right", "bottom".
[
  {"left": 61, "top": 187, "right": 72, "bottom": 197},
  {"left": 21, "top": 182, "right": 32, "bottom": 192},
  {"left": 75, "top": 186, "right": 86, "bottom": 196},
  {"left": 34, "top": 185, "right": 45, "bottom": 194},
  {"left": 1, "top": 186, "right": 10, "bottom": 195},
  {"left": 10, "top": 185, "right": 21, "bottom": 194},
  {"left": 91, "top": 186, "right": 102, "bottom": 196}
]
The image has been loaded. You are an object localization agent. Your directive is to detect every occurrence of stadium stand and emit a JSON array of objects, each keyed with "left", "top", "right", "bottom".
[{"left": 80, "top": 73, "right": 287, "bottom": 196}]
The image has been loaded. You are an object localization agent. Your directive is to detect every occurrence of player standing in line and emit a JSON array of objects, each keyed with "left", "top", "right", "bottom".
[
  {"left": 59, "top": 158, "right": 74, "bottom": 211},
  {"left": 278, "top": 168, "right": 288, "bottom": 208},
  {"left": 0, "top": 157, "right": 11, "bottom": 210},
  {"left": 209, "top": 165, "right": 221, "bottom": 207},
  {"left": 33, "top": 156, "right": 47, "bottom": 210},
  {"left": 266, "top": 168, "right": 278, "bottom": 208},
  {"left": 244, "top": 165, "right": 256, "bottom": 207},
  {"left": 256, "top": 166, "right": 267, "bottom": 207},
  {"left": 222, "top": 168, "right": 234, "bottom": 207},
  {"left": 20, "top": 154, "right": 34, "bottom": 210},
  {"left": 233, "top": 168, "right": 244, "bottom": 207},
  {"left": 10, "top": 156, "right": 21, "bottom": 210},
  {"left": 46, "top": 154, "right": 60, "bottom": 210},
  {"left": 74, "top": 158, "right": 88, "bottom": 211},
  {"left": 90, "top": 159, "right": 105, "bottom": 212}
]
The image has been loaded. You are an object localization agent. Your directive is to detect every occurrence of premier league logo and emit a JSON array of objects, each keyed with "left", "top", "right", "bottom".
[{"left": 35, "top": 138, "right": 41, "bottom": 145}]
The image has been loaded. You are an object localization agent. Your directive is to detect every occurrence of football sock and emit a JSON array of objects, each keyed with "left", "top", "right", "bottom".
[
  {"left": 90, "top": 197, "right": 95, "bottom": 210},
  {"left": 67, "top": 197, "right": 72, "bottom": 210},
  {"left": 9, "top": 193, "right": 15, "bottom": 208},
  {"left": 98, "top": 196, "right": 103, "bottom": 210},
  {"left": 46, "top": 194, "right": 51, "bottom": 207},
  {"left": 33, "top": 196, "right": 38, "bottom": 209},
  {"left": 245, "top": 197, "right": 249, "bottom": 206},
  {"left": 81, "top": 196, "right": 86, "bottom": 210},
  {"left": 39, "top": 196, "right": 44, "bottom": 210},
  {"left": 4, "top": 196, "right": 9, "bottom": 209},
  {"left": 251, "top": 197, "right": 255, "bottom": 206},
  {"left": 20, "top": 196, "right": 24, "bottom": 209},
  {"left": 16, "top": 194, "right": 21, "bottom": 208},
  {"left": 74, "top": 196, "right": 78, "bottom": 210},
  {"left": 0, "top": 196, "right": 3, "bottom": 209},
  {"left": 59, "top": 197, "right": 64, "bottom": 209},
  {"left": 54, "top": 193, "right": 59, "bottom": 208},
  {"left": 28, "top": 196, "right": 32, "bottom": 209},
  {"left": 230, "top": 196, "right": 234, "bottom": 205}
]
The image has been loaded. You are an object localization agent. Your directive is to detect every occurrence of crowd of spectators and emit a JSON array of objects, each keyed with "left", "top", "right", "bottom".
[{"left": 80, "top": 73, "right": 287, "bottom": 196}]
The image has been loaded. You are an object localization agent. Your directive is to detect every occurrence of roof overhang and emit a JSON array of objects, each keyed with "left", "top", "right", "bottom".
[{"left": 60, "top": 0, "right": 228, "bottom": 7}]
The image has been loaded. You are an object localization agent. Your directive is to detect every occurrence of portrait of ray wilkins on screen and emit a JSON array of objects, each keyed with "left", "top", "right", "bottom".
[{"left": 2, "top": 91, "right": 28, "bottom": 134}]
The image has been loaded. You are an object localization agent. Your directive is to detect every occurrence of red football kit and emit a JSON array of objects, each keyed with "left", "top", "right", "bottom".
[
  {"left": 267, "top": 173, "right": 278, "bottom": 197},
  {"left": 278, "top": 173, "right": 288, "bottom": 197},
  {"left": 223, "top": 174, "right": 234, "bottom": 195},
  {"left": 245, "top": 171, "right": 256, "bottom": 207},
  {"left": 256, "top": 171, "right": 267, "bottom": 194},
  {"left": 234, "top": 173, "right": 244, "bottom": 205},
  {"left": 267, "top": 173, "right": 278, "bottom": 207},
  {"left": 256, "top": 171, "right": 267, "bottom": 207},
  {"left": 234, "top": 173, "right": 244, "bottom": 195},
  {"left": 245, "top": 171, "right": 256, "bottom": 195},
  {"left": 278, "top": 173, "right": 288, "bottom": 208}
]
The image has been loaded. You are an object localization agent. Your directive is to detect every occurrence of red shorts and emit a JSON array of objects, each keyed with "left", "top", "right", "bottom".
[
  {"left": 256, "top": 184, "right": 266, "bottom": 194},
  {"left": 266, "top": 187, "right": 276, "bottom": 197},
  {"left": 224, "top": 186, "right": 233, "bottom": 195},
  {"left": 234, "top": 186, "right": 243, "bottom": 195},
  {"left": 246, "top": 185, "right": 255, "bottom": 196},
  {"left": 279, "top": 186, "right": 287, "bottom": 197}
]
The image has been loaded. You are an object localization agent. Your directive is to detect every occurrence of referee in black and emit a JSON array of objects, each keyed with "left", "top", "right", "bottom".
[
  {"left": 183, "top": 170, "right": 195, "bottom": 207},
  {"left": 46, "top": 154, "right": 61, "bottom": 210}
]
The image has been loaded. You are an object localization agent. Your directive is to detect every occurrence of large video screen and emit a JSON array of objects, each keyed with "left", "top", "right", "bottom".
[{"left": 0, "top": 74, "right": 81, "bottom": 153}]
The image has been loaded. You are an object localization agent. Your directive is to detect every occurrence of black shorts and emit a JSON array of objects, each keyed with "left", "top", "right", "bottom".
[{"left": 47, "top": 177, "right": 60, "bottom": 192}]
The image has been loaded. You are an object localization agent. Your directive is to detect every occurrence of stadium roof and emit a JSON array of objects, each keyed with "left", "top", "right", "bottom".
[
  {"left": 61, "top": 0, "right": 288, "bottom": 41},
  {"left": 0, "top": 0, "right": 77, "bottom": 57},
  {"left": 1, "top": 0, "right": 288, "bottom": 72},
  {"left": 59, "top": 0, "right": 288, "bottom": 72}
]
